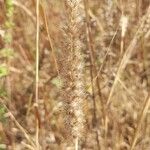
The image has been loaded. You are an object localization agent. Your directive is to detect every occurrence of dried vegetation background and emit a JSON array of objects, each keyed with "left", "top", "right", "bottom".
[{"left": 0, "top": 0, "right": 150, "bottom": 150}]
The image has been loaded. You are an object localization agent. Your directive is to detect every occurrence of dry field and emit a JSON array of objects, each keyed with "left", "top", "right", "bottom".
[{"left": 0, "top": 0, "right": 150, "bottom": 150}]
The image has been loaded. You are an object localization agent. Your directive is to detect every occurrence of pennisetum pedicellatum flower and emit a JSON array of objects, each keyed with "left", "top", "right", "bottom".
[{"left": 59, "top": 0, "right": 86, "bottom": 147}]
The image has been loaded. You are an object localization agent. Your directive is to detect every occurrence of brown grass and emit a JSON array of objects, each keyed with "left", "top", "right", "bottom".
[{"left": 0, "top": 0, "right": 150, "bottom": 150}]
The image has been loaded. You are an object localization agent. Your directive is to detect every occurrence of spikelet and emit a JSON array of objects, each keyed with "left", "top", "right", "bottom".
[
  {"left": 60, "top": 0, "right": 86, "bottom": 146},
  {"left": 120, "top": 15, "right": 128, "bottom": 38}
]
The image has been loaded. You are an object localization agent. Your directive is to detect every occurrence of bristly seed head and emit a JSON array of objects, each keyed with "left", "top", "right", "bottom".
[{"left": 60, "top": 0, "right": 86, "bottom": 145}]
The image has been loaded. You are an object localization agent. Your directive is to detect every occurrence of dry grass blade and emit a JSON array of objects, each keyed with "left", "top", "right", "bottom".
[
  {"left": 107, "top": 6, "right": 150, "bottom": 106},
  {"left": 40, "top": 2, "right": 60, "bottom": 76},
  {"left": 0, "top": 103, "right": 36, "bottom": 149},
  {"left": 83, "top": 0, "right": 105, "bottom": 123},
  {"left": 130, "top": 93, "right": 150, "bottom": 150},
  {"left": 9, "top": 112, "right": 36, "bottom": 149},
  {"left": 21, "top": 142, "right": 35, "bottom": 150},
  {"left": 35, "top": 0, "right": 40, "bottom": 149},
  {"left": 95, "top": 27, "right": 119, "bottom": 80}
]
